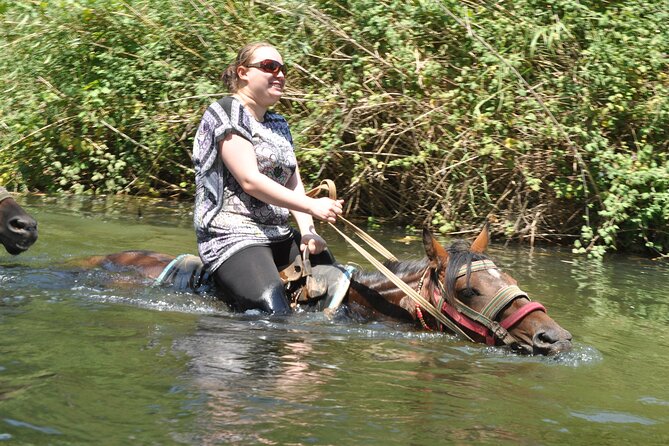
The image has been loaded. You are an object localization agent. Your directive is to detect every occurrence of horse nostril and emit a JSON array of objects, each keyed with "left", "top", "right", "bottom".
[
  {"left": 9, "top": 216, "right": 37, "bottom": 234},
  {"left": 533, "top": 329, "right": 559, "bottom": 346},
  {"left": 532, "top": 328, "right": 573, "bottom": 355}
]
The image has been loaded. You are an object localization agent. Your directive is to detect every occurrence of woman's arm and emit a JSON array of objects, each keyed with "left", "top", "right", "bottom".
[
  {"left": 219, "top": 133, "right": 343, "bottom": 224},
  {"left": 285, "top": 168, "right": 329, "bottom": 254}
]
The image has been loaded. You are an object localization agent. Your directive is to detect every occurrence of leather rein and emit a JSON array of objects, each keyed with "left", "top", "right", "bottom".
[
  {"left": 307, "top": 179, "right": 546, "bottom": 347},
  {"left": 415, "top": 259, "right": 547, "bottom": 347}
]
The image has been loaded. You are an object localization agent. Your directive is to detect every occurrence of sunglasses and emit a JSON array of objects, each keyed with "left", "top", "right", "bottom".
[{"left": 246, "top": 59, "right": 287, "bottom": 76}]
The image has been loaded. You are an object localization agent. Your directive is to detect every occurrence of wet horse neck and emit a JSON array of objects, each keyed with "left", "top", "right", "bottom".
[{"left": 347, "top": 259, "right": 429, "bottom": 320}]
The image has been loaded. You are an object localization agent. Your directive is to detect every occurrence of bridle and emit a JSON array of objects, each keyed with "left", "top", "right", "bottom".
[
  {"left": 415, "top": 259, "right": 547, "bottom": 349},
  {"left": 304, "top": 180, "right": 550, "bottom": 349},
  {"left": 0, "top": 186, "right": 13, "bottom": 203}
]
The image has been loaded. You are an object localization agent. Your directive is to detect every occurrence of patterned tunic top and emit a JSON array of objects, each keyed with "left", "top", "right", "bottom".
[{"left": 192, "top": 97, "right": 296, "bottom": 272}]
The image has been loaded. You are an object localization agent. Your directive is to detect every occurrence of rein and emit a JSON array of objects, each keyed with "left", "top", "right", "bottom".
[
  {"left": 307, "top": 180, "right": 474, "bottom": 341},
  {"left": 307, "top": 180, "right": 546, "bottom": 347}
]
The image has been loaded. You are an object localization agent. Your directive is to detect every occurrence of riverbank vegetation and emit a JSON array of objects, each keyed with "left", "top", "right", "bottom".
[{"left": 1, "top": 0, "right": 668, "bottom": 257}]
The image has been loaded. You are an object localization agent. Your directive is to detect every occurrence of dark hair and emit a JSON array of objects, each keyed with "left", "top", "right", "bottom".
[{"left": 221, "top": 42, "right": 276, "bottom": 92}]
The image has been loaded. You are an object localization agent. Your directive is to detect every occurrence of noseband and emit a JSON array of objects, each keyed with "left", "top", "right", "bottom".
[{"left": 416, "top": 260, "right": 547, "bottom": 347}]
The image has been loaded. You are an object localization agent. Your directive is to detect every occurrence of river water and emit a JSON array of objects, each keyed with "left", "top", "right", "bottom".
[{"left": 1, "top": 194, "right": 668, "bottom": 445}]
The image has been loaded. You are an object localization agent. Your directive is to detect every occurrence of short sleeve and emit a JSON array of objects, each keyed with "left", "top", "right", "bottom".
[{"left": 213, "top": 96, "right": 254, "bottom": 145}]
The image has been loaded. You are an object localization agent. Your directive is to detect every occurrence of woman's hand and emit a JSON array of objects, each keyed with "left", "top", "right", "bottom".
[
  {"left": 300, "top": 232, "right": 327, "bottom": 255},
  {"left": 309, "top": 198, "right": 344, "bottom": 223}
]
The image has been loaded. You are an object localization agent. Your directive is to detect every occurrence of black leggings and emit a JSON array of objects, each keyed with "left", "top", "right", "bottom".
[{"left": 213, "top": 233, "right": 335, "bottom": 314}]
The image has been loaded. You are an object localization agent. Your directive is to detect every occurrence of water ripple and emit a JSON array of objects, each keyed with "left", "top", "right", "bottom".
[
  {"left": 2, "top": 419, "right": 61, "bottom": 435},
  {"left": 570, "top": 410, "right": 658, "bottom": 425}
]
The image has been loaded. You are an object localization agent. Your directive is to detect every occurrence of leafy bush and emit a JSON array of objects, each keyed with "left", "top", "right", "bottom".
[{"left": 1, "top": 0, "right": 667, "bottom": 257}]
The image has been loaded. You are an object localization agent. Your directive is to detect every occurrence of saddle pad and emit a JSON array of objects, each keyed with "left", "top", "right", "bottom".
[{"left": 154, "top": 254, "right": 213, "bottom": 293}]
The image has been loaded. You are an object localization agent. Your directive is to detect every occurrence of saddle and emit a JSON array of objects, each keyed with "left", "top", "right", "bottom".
[
  {"left": 153, "top": 252, "right": 353, "bottom": 313},
  {"left": 279, "top": 253, "right": 354, "bottom": 311},
  {"left": 153, "top": 254, "right": 213, "bottom": 293},
  {"left": 279, "top": 252, "right": 327, "bottom": 304}
]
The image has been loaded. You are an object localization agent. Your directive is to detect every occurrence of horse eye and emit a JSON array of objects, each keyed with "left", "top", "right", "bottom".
[{"left": 459, "top": 288, "right": 477, "bottom": 299}]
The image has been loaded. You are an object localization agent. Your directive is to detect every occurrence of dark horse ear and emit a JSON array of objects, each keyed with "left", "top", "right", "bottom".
[
  {"left": 423, "top": 227, "right": 449, "bottom": 269},
  {"left": 470, "top": 222, "right": 490, "bottom": 253}
]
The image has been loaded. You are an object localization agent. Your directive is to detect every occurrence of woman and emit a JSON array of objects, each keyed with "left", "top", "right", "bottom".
[{"left": 192, "top": 42, "right": 344, "bottom": 315}]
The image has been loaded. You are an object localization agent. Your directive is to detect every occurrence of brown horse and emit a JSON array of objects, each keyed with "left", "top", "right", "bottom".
[
  {"left": 345, "top": 226, "right": 572, "bottom": 355},
  {"left": 0, "top": 186, "right": 38, "bottom": 255},
  {"left": 80, "top": 225, "right": 572, "bottom": 355}
]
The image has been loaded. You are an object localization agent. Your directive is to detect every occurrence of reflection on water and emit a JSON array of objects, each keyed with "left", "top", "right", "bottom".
[
  {"left": 570, "top": 410, "right": 658, "bottom": 425},
  {"left": 1, "top": 194, "right": 669, "bottom": 445}
]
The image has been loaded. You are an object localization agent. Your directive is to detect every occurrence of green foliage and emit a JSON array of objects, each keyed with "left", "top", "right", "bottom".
[
  {"left": 1, "top": 0, "right": 668, "bottom": 256},
  {"left": 366, "top": 217, "right": 381, "bottom": 231}
]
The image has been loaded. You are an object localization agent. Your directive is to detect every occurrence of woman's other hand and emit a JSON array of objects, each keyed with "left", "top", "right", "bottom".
[{"left": 300, "top": 232, "right": 327, "bottom": 255}]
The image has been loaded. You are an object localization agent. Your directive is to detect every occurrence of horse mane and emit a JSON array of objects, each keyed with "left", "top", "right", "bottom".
[
  {"left": 443, "top": 240, "right": 490, "bottom": 305},
  {"left": 350, "top": 238, "right": 493, "bottom": 306},
  {"left": 353, "top": 258, "right": 429, "bottom": 283}
]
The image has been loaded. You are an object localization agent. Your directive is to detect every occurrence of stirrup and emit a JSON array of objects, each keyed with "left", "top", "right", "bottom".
[{"left": 321, "top": 264, "right": 356, "bottom": 318}]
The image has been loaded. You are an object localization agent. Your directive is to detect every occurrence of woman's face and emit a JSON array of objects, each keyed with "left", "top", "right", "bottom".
[{"left": 238, "top": 46, "right": 286, "bottom": 107}]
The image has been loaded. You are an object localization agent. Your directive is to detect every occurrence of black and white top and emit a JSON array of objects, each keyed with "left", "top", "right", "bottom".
[{"left": 192, "top": 96, "right": 296, "bottom": 272}]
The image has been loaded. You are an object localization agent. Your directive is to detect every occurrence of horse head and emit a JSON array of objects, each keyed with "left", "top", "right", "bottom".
[
  {"left": 422, "top": 224, "right": 572, "bottom": 355},
  {"left": 0, "top": 187, "right": 38, "bottom": 255}
]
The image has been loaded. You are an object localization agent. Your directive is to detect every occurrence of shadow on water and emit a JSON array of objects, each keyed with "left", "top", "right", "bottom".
[{"left": 1, "top": 194, "right": 669, "bottom": 445}]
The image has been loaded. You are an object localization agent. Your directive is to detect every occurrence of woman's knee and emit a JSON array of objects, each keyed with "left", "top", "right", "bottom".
[{"left": 213, "top": 259, "right": 291, "bottom": 315}]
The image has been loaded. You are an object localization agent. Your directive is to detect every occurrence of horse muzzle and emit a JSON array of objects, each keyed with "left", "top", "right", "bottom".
[
  {"left": 527, "top": 326, "right": 573, "bottom": 355},
  {"left": 2, "top": 215, "right": 38, "bottom": 254}
]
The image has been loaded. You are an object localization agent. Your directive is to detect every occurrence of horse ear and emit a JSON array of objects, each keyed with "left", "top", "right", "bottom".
[
  {"left": 470, "top": 222, "right": 490, "bottom": 253},
  {"left": 423, "top": 227, "right": 449, "bottom": 268}
]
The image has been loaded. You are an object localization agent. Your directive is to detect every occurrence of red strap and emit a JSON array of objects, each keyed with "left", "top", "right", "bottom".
[
  {"left": 500, "top": 302, "right": 546, "bottom": 330},
  {"left": 440, "top": 303, "right": 496, "bottom": 345},
  {"left": 430, "top": 291, "right": 547, "bottom": 346}
]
